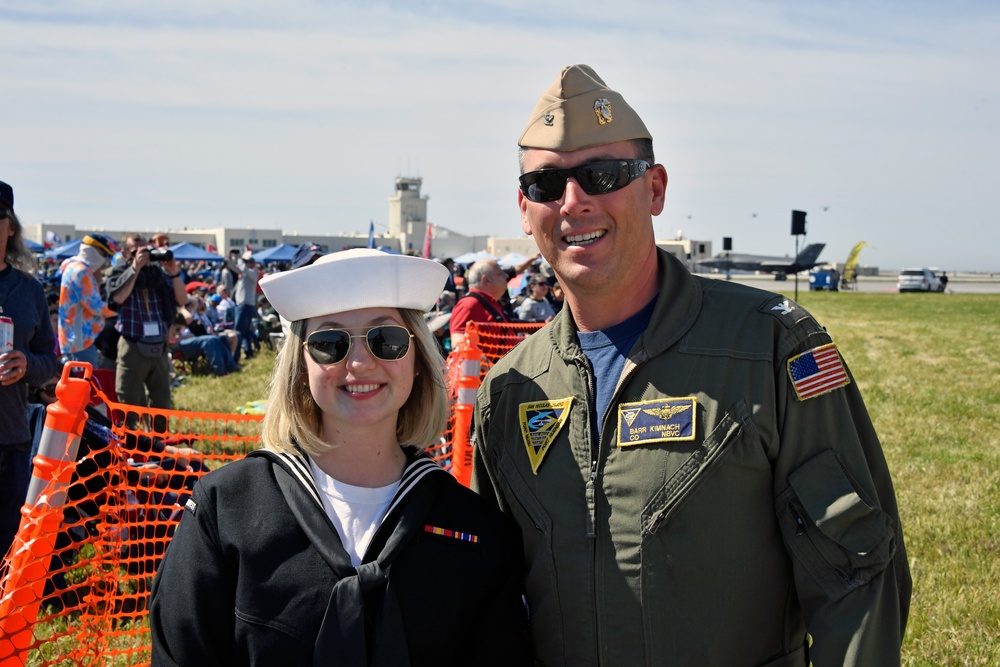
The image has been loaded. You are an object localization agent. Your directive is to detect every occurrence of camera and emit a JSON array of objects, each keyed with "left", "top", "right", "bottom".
[{"left": 149, "top": 248, "right": 174, "bottom": 262}]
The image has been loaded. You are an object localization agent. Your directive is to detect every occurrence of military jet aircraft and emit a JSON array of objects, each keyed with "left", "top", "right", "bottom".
[
  {"left": 695, "top": 243, "right": 826, "bottom": 280},
  {"left": 695, "top": 243, "right": 826, "bottom": 279}
]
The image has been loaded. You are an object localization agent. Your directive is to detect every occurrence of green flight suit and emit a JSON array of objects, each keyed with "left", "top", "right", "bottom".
[{"left": 472, "top": 249, "right": 910, "bottom": 667}]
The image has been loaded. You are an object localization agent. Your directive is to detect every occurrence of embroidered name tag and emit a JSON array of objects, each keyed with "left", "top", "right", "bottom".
[
  {"left": 618, "top": 397, "right": 697, "bottom": 447},
  {"left": 519, "top": 397, "right": 574, "bottom": 475}
]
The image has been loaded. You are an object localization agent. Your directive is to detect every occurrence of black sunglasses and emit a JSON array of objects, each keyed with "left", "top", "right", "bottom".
[
  {"left": 519, "top": 159, "right": 650, "bottom": 203},
  {"left": 0, "top": 209, "right": 10, "bottom": 220},
  {"left": 303, "top": 325, "right": 413, "bottom": 365}
]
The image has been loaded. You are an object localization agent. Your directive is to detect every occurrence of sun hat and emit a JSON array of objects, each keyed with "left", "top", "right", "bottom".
[
  {"left": 518, "top": 64, "right": 651, "bottom": 152},
  {"left": 260, "top": 248, "right": 450, "bottom": 323},
  {"left": 81, "top": 234, "right": 120, "bottom": 258}
]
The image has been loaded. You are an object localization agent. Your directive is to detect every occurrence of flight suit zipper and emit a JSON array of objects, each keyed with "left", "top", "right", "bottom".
[
  {"left": 584, "top": 349, "right": 649, "bottom": 667},
  {"left": 573, "top": 352, "right": 601, "bottom": 665}
]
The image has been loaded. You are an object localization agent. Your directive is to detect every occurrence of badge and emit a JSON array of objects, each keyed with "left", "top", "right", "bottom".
[
  {"left": 787, "top": 343, "right": 850, "bottom": 401},
  {"left": 143, "top": 321, "right": 161, "bottom": 337},
  {"left": 519, "top": 398, "right": 573, "bottom": 475},
  {"left": 593, "top": 98, "right": 613, "bottom": 125},
  {"left": 543, "top": 113, "right": 555, "bottom": 126},
  {"left": 617, "top": 397, "right": 696, "bottom": 447}
]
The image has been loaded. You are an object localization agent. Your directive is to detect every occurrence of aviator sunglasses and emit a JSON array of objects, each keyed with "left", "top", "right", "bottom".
[
  {"left": 303, "top": 325, "right": 413, "bottom": 365},
  {"left": 518, "top": 159, "right": 650, "bottom": 203}
]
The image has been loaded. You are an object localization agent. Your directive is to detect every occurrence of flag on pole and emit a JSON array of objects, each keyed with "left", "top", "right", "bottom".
[
  {"left": 367, "top": 221, "right": 376, "bottom": 249},
  {"left": 422, "top": 223, "right": 433, "bottom": 259}
]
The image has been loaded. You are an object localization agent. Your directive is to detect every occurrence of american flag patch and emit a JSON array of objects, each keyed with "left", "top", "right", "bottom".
[
  {"left": 787, "top": 343, "right": 850, "bottom": 401},
  {"left": 424, "top": 525, "right": 480, "bottom": 543}
]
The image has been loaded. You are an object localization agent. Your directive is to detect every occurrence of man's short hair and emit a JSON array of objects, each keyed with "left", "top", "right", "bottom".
[
  {"left": 466, "top": 260, "right": 501, "bottom": 289},
  {"left": 518, "top": 137, "right": 654, "bottom": 174}
]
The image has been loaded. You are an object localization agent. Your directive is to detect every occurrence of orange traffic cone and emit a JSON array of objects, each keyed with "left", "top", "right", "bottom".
[{"left": 0, "top": 362, "right": 93, "bottom": 666}]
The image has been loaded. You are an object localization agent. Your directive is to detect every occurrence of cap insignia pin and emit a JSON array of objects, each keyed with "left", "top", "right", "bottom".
[
  {"left": 593, "top": 98, "right": 613, "bottom": 125},
  {"left": 543, "top": 113, "right": 554, "bottom": 126}
]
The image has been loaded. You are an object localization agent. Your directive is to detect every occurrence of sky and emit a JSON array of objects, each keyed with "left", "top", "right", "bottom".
[{"left": 2, "top": 0, "right": 998, "bottom": 272}]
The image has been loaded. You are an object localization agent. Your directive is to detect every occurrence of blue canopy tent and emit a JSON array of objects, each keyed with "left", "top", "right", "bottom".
[
  {"left": 168, "top": 242, "right": 224, "bottom": 263},
  {"left": 497, "top": 252, "right": 529, "bottom": 270},
  {"left": 452, "top": 250, "right": 496, "bottom": 266},
  {"left": 44, "top": 239, "right": 82, "bottom": 260},
  {"left": 25, "top": 238, "right": 45, "bottom": 253},
  {"left": 253, "top": 243, "right": 298, "bottom": 263}
]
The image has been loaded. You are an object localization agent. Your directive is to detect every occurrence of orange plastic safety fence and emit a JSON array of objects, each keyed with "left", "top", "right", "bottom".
[
  {"left": 1, "top": 323, "right": 541, "bottom": 666},
  {"left": 0, "top": 382, "right": 263, "bottom": 667},
  {"left": 441, "top": 321, "right": 544, "bottom": 484}
]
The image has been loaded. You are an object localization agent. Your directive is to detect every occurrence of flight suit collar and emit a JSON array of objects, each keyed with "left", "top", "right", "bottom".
[{"left": 547, "top": 247, "right": 703, "bottom": 362}]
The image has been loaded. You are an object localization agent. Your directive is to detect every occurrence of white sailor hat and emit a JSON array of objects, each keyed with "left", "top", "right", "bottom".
[{"left": 259, "top": 248, "right": 450, "bottom": 322}]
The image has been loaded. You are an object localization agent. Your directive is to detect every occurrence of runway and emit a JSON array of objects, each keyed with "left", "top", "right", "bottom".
[{"left": 693, "top": 274, "right": 1000, "bottom": 295}]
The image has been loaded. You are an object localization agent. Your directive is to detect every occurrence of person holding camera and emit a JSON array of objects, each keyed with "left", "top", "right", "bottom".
[{"left": 106, "top": 233, "right": 187, "bottom": 410}]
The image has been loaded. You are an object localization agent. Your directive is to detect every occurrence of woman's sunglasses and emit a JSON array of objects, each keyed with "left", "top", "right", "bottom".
[
  {"left": 518, "top": 159, "right": 649, "bottom": 203},
  {"left": 303, "top": 325, "right": 413, "bottom": 365}
]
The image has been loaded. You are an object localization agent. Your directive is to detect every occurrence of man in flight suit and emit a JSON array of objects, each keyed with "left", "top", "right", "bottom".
[{"left": 471, "top": 64, "right": 911, "bottom": 666}]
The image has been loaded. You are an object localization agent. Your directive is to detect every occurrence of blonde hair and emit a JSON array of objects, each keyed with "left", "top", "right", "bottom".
[{"left": 261, "top": 308, "right": 448, "bottom": 457}]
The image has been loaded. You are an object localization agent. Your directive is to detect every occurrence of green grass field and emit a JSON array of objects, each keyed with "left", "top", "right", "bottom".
[{"left": 174, "top": 293, "right": 1000, "bottom": 666}]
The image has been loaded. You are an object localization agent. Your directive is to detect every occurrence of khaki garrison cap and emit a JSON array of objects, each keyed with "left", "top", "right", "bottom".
[{"left": 518, "top": 64, "right": 651, "bottom": 152}]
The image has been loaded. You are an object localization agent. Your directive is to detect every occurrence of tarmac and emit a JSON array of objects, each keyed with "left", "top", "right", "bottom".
[{"left": 693, "top": 273, "right": 1000, "bottom": 295}]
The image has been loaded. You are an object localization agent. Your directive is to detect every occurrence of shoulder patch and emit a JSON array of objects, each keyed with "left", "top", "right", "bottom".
[
  {"left": 787, "top": 343, "right": 850, "bottom": 400},
  {"left": 519, "top": 397, "right": 573, "bottom": 475},
  {"left": 184, "top": 498, "right": 197, "bottom": 515},
  {"left": 760, "top": 295, "right": 812, "bottom": 329}
]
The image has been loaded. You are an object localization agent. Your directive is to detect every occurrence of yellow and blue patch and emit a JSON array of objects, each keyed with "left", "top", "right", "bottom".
[
  {"left": 519, "top": 397, "right": 574, "bottom": 475},
  {"left": 618, "top": 397, "right": 697, "bottom": 447}
]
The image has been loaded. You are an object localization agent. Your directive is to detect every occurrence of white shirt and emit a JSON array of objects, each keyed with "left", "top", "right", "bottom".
[{"left": 309, "top": 458, "right": 401, "bottom": 567}]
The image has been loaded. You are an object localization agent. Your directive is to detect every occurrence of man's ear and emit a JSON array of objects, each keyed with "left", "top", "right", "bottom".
[{"left": 648, "top": 164, "right": 668, "bottom": 217}]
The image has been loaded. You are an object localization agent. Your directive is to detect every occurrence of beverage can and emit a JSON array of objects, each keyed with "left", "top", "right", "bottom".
[{"left": 0, "top": 316, "right": 13, "bottom": 355}]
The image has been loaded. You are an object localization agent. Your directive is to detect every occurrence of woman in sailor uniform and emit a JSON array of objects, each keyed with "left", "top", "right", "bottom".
[{"left": 149, "top": 249, "right": 531, "bottom": 666}]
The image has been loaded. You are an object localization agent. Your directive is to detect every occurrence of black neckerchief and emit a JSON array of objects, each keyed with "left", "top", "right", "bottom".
[{"left": 252, "top": 444, "right": 448, "bottom": 667}]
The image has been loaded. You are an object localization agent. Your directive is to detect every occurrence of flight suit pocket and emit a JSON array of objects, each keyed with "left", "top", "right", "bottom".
[
  {"left": 641, "top": 401, "right": 753, "bottom": 536},
  {"left": 777, "top": 449, "right": 896, "bottom": 601}
]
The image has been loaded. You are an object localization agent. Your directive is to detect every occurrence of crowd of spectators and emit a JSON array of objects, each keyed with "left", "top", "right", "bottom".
[{"left": 27, "top": 231, "right": 565, "bottom": 397}]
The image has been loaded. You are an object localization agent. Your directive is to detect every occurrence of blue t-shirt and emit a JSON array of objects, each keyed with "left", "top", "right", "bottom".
[{"left": 577, "top": 296, "right": 657, "bottom": 442}]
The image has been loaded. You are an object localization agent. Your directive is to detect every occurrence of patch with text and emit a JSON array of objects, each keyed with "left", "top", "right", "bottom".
[
  {"left": 519, "top": 397, "right": 574, "bottom": 475},
  {"left": 617, "top": 397, "right": 697, "bottom": 447}
]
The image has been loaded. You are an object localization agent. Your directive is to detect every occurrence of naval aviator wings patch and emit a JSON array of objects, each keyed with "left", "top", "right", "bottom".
[
  {"left": 618, "top": 397, "right": 697, "bottom": 447},
  {"left": 519, "top": 398, "right": 574, "bottom": 475}
]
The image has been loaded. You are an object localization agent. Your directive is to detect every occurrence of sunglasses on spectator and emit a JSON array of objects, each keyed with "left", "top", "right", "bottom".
[
  {"left": 518, "top": 159, "right": 650, "bottom": 203},
  {"left": 0, "top": 209, "right": 10, "bottom": 220},
  {"left": 303, "top": 325, "right": 413, "bottom": 365}
]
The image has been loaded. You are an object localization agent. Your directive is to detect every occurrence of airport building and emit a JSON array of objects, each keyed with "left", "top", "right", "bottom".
[{"left": 22, "top": 176, "right": 714, "bottom": 269}]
